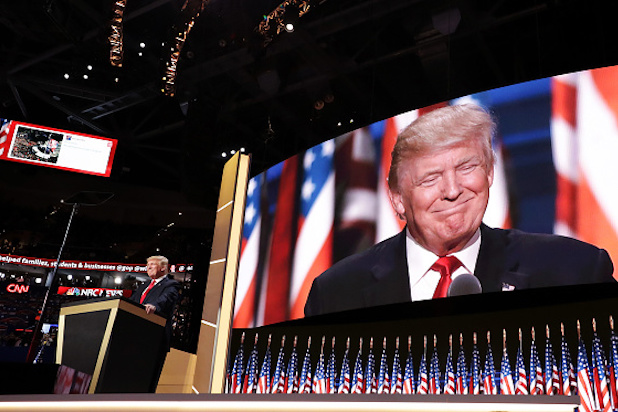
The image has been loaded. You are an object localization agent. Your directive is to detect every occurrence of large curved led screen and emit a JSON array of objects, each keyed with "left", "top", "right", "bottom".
[{"left": 234, "top": 65, "right": 618, "bottom": 328}]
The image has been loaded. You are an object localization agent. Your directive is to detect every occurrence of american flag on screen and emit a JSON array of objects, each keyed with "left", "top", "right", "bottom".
[
  {"left": 0, "top": 119, "right": 11, "bottom": 157},
  {"left": 375, "top": 116, "right": 407, "bottom": 243},
  {"left": 592, "top": 331, "right": 611, "bottom": 412},
  {"left": 560, "top": 334, "right": 576, "bottom": 396},
  {"left": 578, "top": 339, "right": 596, "bottom": 412},
  {"left": 351, "top": 344, "right": 364, "bottom": 394},
  {"left": 365, "top": 344, "right": 377, "bottom": 394},
  {"left": 500, "top": 349, "right": 515, "bottom": 395},
  {"left": 229, "top": 336, "right": 245, "bottom": 394},
  {"left": 285, "top": 341, "right": 299, "bottom": 393},
  {"left": 444, "top": 351, "right": 456, "bottom": 395},
  {"left": 551, "top": 68, "right": 618, "bottom": 279},
  {"left": 289, "top": 141, "right": 335, "bottom": 319},
  {"left": 402, "top": 348, "right": 415, "bottom": 394},
  {"left": 417, "top": 352, "right": 429, "bottom": 394},
  {"left": 377, "top": 343, "right": 390, "bottom": 394},
  {"left": 391, "top": 346, "right": 402, "bottom": 394},
  {"left": 271, "top": 339, "right": 286, "bottom": 393},
  {"left": 261, "top": 157, "right": 299, "bottom": 325},
  {"left": 338, "top": 346, "right": 351, "bottom": 394},
  {"left": 483, "top": 342, "right": 497, "bottom": 395},
  {"left": 334, "top": 128, "right": 378, "bottom": 260},
  {"left": 299, "top": 341, "right": 313, "bottom": 393},
  {"left": 234, "top": 176, "right": 262, "bottom": 328},
  {"left": 545, "top": 337, "right": 560, "bottom": 395},
  {"left": 456, "top": 343, "right": 468, "bottom": 394},
  {"left": 257, "top": 344, "right": 272, "bottom": 394},
  {"left": 529, "top": 338, "right": 544, "bottom": 395},
  {"left": 514, "top": 347, "right": 528, "bottom": 395}
]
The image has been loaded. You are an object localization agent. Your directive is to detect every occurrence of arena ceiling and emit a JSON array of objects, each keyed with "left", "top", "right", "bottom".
[{"left": 0, "top": 0, "right": 616, "bottom": 259}]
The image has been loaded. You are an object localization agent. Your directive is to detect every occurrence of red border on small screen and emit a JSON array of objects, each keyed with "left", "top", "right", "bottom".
[{"left": 0, "top": 120, "right": 117, "bottom": 177}]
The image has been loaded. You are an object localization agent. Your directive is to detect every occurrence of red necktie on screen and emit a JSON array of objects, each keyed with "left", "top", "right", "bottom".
[
  {"left": 431, "top": 256, "right": 462, "bottom": 299},
  {"left": 140, "top": 280, "right": 156, "bottom": 304}
]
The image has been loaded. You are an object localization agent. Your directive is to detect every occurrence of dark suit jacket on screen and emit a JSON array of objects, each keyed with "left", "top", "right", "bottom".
[{"left": 304, "top": 224, "right": 615, "bottom": 317}]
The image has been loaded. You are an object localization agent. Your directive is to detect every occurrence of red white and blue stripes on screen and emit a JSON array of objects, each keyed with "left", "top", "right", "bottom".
[
  {"left": 289, "top": 141, "right": 335, "bottom": 319},
  {"left": 234, "top": 176, "right": 262, "bottom": 329}
]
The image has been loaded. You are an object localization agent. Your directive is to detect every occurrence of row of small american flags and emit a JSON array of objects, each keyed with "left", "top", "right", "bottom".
[{"left": 227, "top": 317, "right": 618, "bottom": 411}]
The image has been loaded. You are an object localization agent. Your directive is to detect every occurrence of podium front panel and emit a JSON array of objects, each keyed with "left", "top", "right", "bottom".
[
  {"left": 57, "top": 297, "right": 166, "bottom": 393},
  {"left": 61, "top": 309, "right": 111, "bottom": 376}
]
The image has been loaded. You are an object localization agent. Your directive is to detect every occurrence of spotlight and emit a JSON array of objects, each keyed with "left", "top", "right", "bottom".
[
  {"left": 63, "top": 73, "right": 70, "bottom": 79},
  {"left": 285, "top": 23, "right": 295, "bottom": 32},
  {"left": 240, "top": 147, "right": 246, "bottom": 153},
  {"left": 83, "top": 74, "right": 89, "bottom": 80},
  {"left": 114, "top": 276, "right": 122, "bottom": 285},
  {"left": 87, "top": 65, "right": 93, "bottom": 70},
  {"left": 139, "top": 42, "right": 146, "bottom": 48},
  {"left": 221, "top": 152, "right": 227, "bottom": 158}
]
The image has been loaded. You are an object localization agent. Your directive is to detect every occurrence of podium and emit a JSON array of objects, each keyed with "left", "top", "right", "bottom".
[{"left": 56, "top": 297, "right": 166, "bottom": 393}]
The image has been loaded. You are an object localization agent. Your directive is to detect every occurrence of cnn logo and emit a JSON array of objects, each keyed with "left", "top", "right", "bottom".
[{"left": 7, "top": 284, "right": 29, "bottom": 294}]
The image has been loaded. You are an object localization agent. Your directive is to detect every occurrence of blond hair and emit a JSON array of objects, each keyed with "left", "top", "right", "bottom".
[
  {"left": 147, "top": 255, "right": 169, "bottom": 274},
  {"left": 388, "top": 103, "right": 496, "bottom": 191}
]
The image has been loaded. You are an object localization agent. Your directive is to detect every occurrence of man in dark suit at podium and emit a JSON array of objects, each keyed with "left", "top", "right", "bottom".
[
  {"left": 305, "top": 103, "right": 614, "bottom": 317},
  {"left": 131, "top": 255, "right": 180, "bottom": 325},
  {"left": 130, "top": 255, "right": 180, "bottom": 390}
]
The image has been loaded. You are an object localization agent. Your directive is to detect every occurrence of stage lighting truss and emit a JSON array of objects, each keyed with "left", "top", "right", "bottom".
[
  {"left": 162, "top": 0, "right": 206, "bottom": 97},
  {"left": 257, "top": 0, "right": 313, "bottom": 47},
  {"left": 109, "top": 0, "right": 126, "bottom": 67}
]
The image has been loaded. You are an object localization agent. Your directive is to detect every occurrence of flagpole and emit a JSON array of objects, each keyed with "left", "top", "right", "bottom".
[{"left": 26, "top": 191, "right": 114, "bottom": 364}]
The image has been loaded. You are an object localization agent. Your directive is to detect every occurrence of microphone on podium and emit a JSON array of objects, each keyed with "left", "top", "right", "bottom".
[{"left": 448, "top": 274, "right": 482, "bottom": 297}]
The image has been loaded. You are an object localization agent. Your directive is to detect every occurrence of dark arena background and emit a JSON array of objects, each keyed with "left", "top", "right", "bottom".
[{"left": 1, "top": 0, "right": 618, "bottom": 410}]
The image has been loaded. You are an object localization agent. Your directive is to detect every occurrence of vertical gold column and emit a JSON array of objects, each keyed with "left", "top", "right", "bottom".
[{"left": 192, "top": 152, "right": 251, "bottom": 393}]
